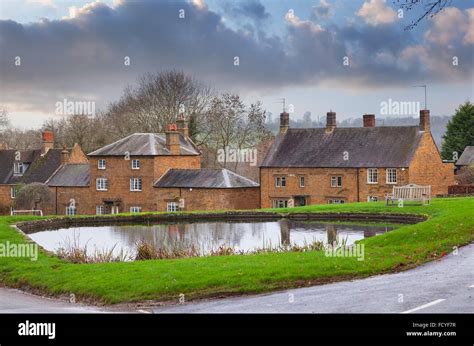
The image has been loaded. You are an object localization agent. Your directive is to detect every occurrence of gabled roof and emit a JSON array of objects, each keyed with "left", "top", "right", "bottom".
[
  {"left": 456, "top": 146, "right": 474, "bottom": 166},
  {"left": 154, "top": 169, "right": 259, "bottom": 189},
  {"left": 88, "top": 133, "right": 200, "bottom": 156},
  {"left": 261, "top": 126, "right": 423, "bottom": 168},
  {"left": 47, "top": 164, "right": 90, "bottom": 187},
  {"left": 0, "top": 149, "right": 67, "bottom": 185}
]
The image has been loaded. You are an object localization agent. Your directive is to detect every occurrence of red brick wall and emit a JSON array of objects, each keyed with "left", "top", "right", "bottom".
[
  {"left": 259, "top": 167, "right": 410, "bottom": 208},
  {"left": 153, "top": 155, "right": 201, "bottom": 179},
  {"left": 408, "top": 133, "right": 455, "bottom": 195},
  {"left": 155, "top": 187, "right": 260, "bottom": 211}
]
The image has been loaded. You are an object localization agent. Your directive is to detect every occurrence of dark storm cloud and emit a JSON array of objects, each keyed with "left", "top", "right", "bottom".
[{"left": 0, "top": 0, "right": 472, "bottom": 113}]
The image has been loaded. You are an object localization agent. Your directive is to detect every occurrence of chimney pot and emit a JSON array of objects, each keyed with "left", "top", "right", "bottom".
[
  {"left": 61, "top": 144, "right": 69, "bottom": 164},
  {"left": 279, "top": 112, "right": 289, "bottom": 134},
  {"left": 176, "top": 114, "right": 189, "bottom": 137},
  {"left": 166, "top": 124, "right": 180, "bottom": 155},
  {"left": 42, "top": 130, "right": 54, "bottom": 155},
  {"left": 419, "top": 109, "right": 430, "bottom": 132},
  {"left": 363, "top": 114, "right": 376, "bottom": 128},
  {"left": 326, "top": 111, "right": 336, "bottom": 132}
]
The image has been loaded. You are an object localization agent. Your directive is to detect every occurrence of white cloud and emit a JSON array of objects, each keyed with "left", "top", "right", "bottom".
[
  {"left": 357, "top": 0, "right": 397, "bottom": 26},
  {"left": 26, "top": 0, "right": 56, "bottom": 8}
]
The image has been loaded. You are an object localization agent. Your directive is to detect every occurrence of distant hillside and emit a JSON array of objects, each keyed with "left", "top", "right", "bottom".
[{"left": 266, "top": 115, "right": 452, "bottom": 150}]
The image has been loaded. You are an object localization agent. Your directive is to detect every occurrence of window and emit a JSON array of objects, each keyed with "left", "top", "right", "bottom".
[
  {"left": 13, "top": 162, "right": 24, "bottom": 176},
  {"left": 167, "top": 202, "right": 179, "bottom": 212},
  {"left": 10, "top": 187, "right": 17, "bottom": 199},
  {"left": 96, "top": 178, "right": 108, "bottom": 191},
  {"left": 130, "top": 178, "right": 142, "bottom": 191},
  {"left": 65, "top": 206, "right": 77, "bottom": 216},
  {"left": 299, "top": 176, "right": 305, "bottom": 187},
  {"left": 96, "top": 205, "right": 105, "bottom": 215},
  {"left": 367, "top": 168, "right": 378, "bottom": 184},
  {"left": 98, "top": 159, "right": 106, "bottom": 170},
  {"left": 275, "top": 176, "right": 287, "bottom": 187},
  {"left": 331, "top": 176, "right": 343, "bottom": 187},
  {"left": 132, "top": 159, "right": 140, "bottom": 170},
  {"left": 386, "top": 168, "right": 397, "bottom": 184},
  {"left": 130, "top": 206, "right": 142, "bottom": 213},
  {"left": 368, "top": 196, "right": 378, "bottom": 202},
  {"left": 328, "top": 199, "right": 345, "bottom": 204},
  {"left": 272, "top": 199, "right": 288, "bottom": 208}
]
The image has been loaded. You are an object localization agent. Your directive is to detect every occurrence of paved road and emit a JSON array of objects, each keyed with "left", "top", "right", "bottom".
[
  {"left": 0, "top": 287, "right": 104, "bottom": 313},
  {"left": 154, "top": 243, "right": 474, "bottom": 313}
]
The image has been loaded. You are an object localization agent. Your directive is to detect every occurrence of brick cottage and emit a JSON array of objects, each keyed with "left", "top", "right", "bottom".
[
  {"left": 259, "top": 110, "right": 455, "bottom": 208},
  {"left": 0, "top": 116, "right": 260, "bottom": 215}
]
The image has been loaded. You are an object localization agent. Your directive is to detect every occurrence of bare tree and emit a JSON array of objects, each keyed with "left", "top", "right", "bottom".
[
  {"left": 201, "top": 93, "right": 272, "bottom": 173},
  {"left": 101, "top": 70, "right": 213, "bottom": 141},
  {"left": 394, "top": 0, "right": 450, "bottom": 30},
  {"left": 14, "top": 183, "right": 53, "bottom": 211}
]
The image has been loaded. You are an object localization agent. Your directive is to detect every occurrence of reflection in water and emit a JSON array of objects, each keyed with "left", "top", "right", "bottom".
[{"left": 29, "top": 220, "right": 396, "bottom": 258}]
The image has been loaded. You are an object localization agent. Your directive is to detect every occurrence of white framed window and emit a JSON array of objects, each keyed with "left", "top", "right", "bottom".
[
  {"left": 367, "top": 168, "right": 378, "bottom": 184},
  {"left": 272, "top": 199, "right": 288, "bottom": 208},
  {"left": 13, "top": 162, "right": 24, "bottom": 176},
  {"left": 130, "top": 206, "right": 142, "bottom": 213},
  {"left": 130, "top": 178, "right": 142, "bottom": 191},
  {"left": 96, "top": 178, "right": 108, "bottom": 191},
  {"left": 65, "top": 206, "right": 77, "bottom": 216},
  {"left": 167, "top": 202, "right": 179, "bottom": 212},
  {"left": 328, "top": 199, "right": 345, "bottom": 204},
  {"left": 299, "top": 176, "right": 305, "bottom": 187},
  {"left": 96, "top": 205, "right": 105, "bottom": 215},
  {"left": 331, "top": 176, "right": 342, "bottom": 187},
  {"left": 98, "top": 159, "right": 106, "bottom": 170},
  {"left": 275, "top": 176, "right": 286, "bottom": 188},
  {"left": 131, "top": 159, "right": 140, "bottom": 170},
  {"left": 386, "top": 168, "right": 397, "bottom": 184},
  {"left": 367, "top": 196, "right": 378, "bottom": 202},
  {"left": 10, "top": 187, "right": 17, "bottom": 199}
]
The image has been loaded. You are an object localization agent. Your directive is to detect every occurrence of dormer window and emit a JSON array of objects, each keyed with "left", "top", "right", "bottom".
[
  {"left": 98, "top": 159, "right": 106, "bottom": 170},
  {"left": 13, "top": 162, "right": 24, "bottom": 176}
]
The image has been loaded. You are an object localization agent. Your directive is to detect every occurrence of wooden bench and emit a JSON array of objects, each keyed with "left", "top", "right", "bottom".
[{"left": 385, "top": 184, "right": 431, "bottom": 206}]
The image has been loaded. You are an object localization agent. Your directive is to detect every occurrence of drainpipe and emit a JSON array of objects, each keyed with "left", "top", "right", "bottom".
[{"left": 356, "top": 168, "right": 360, "bottom": 202}]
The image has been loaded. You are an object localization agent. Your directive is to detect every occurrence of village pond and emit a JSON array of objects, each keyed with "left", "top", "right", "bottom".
[{"left": 28, "top": 220, "right": 398, "bottom": 260}]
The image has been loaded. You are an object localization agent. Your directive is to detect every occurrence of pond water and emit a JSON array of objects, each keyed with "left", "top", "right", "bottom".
[{"left": 28, "top": 220, "right": 396, "bottom": 258}]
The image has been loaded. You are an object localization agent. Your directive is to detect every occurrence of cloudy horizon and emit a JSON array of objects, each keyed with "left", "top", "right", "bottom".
[{"left": 0, "top": 0, "right": 473, "bottom": 129}]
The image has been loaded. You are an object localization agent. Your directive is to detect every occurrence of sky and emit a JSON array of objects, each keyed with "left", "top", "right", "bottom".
[{"left": 0, "top": 0, "right": 473, "bottom": 129}]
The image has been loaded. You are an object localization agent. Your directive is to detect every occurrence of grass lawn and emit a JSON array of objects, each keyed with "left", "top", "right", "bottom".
[{"left": 0, "top": 197, "right": 473, "bottom": 305}]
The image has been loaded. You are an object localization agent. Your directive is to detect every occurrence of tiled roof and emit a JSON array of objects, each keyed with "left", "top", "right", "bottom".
[
  {"left": 260, "top": 126, "right": 424, "bottom": 168},
  {"left": 456, "top": 146, "right": 474, "bottom": 166},
  {"left": 154, "top": 169, "right": 259, "bottom": 188},
  {"left": 0, "top": 149, "right": 67, "bottom": 185},
  {"left": 88, "top": 133, "right": 200, "bottom": 156},
  {"left": 47, "top": 164, "right": 90, "bottom": 187}
]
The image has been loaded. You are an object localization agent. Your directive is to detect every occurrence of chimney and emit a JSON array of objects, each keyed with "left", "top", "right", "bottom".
[
  {"left": 60, "top": 144, "right": 69, "bottom": 164},
  {"left": 363, "top": 114, "right": 375, "bottom": 128},
  {"left": 280, "top": 112, "right": 289, "bottom": 134},
  {"left": 176, "top": 114, "right": 189, "bottom": 137},
  {"left": 165, "top": 124, "right": 180, "bottom": 155},
  {"left": 42, "top": 130, "right": 54, "bottom": 155},
  {"left": 419, "top": 109, "right": 430, "bottom": 132},
  {"left": 326, "top": 111, "right": 336, "bottom": 132}
]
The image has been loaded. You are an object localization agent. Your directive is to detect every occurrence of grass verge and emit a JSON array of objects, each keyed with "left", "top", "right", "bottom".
[{"left": 0, "top": 197, "right": 473, "bottom": 304}]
